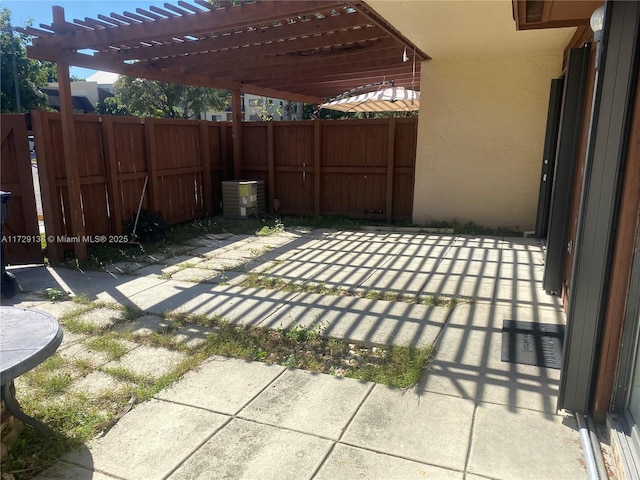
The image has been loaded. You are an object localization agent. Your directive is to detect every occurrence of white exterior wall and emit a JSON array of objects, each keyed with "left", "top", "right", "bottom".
[{"left": 366, "top": 0, "right": 576, "bottom": 229}]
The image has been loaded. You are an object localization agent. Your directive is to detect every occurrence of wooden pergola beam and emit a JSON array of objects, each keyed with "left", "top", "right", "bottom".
[
  {"left": 283, "top": 77, "right": 418, "bottom": 98},
  {"left": 94, "top": 10, "right": 372, "bottom": 62},
  {"left": 27, "top": 45, "right": 323, "bottom": 104},
  {"left": 170, "top": 38, "right": 401, "bottom": 76},
  {"left": 47, "top": 1, "right": 348, "bottom": 49},
  {"left": 146, "top": 26, "right": 387, "bottom": 70},
  {"left": 52, "top": 6, "right": 86, "bottom": 260},
  {"left": 214, "top": 51, "right": 411, "bottom": 82},
  {"left": 256, "top": 68, "right": 417, "bottom": 90}
]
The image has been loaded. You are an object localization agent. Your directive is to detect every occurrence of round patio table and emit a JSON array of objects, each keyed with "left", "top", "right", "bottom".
[{"left": 1, "top": 307, "right": 63, "bottom": 436}]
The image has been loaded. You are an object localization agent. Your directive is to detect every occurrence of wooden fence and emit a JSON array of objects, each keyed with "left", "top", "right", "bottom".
[
  {"left": 30, "top": 112, "right": 416, "bottom": 261},
  {"left": 243, "top": 118, "right": 417, "bottom": 220},
  {"left": 0, "top": 114, "right": 43, "bottom": 264}
]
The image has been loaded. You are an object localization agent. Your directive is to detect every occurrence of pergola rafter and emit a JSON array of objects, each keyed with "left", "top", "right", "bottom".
[{"left": 19, "top": 0, "right": 427, "bottom": 102}]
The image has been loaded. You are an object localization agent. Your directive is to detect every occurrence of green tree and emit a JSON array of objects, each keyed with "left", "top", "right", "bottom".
[
  {"left": 0, "top": 8, "right": 54, "bottom": 112},
  {"left": 113, "top": 76, "right": 229, "bottom": 119},
  {"left": 95, "top": 96, "right": 130, "bottom": 116}
]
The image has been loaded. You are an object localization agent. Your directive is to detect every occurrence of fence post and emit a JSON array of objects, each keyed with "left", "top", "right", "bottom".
[
  {"left": 267, "top": 121, "right": 275, "bottom": 214},
  {"left": 144, "top": 119, "right": 160, "bottom": 213},
  {"left": 314, "top": 119, "right": 321, "bottom": 216},
  {"left": 199, "top": 121, "right": 213, "bottom": 216},
  {"left": 232, "top": 90, "right": 243, "bottom": 179},
  {"left": 101, "top": 116, "right": 123, "bottom": 234},
  {"left": 220, "top": 123, "right": 229, "bottom": 180},
  {"left": 31, "top": 112, "right": 63, "bottom": 262},
  {"left": 386, "top": 117, "right": 396, "bottom": 223}
]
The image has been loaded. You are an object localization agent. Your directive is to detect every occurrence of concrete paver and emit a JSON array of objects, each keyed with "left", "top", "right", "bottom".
[
  {"left": 314, "top": 444, "right": 464, "bottom": 480},
  {"left": 103, "top": 345, "right": 186, "bottom": 379},
  {"left": 418, "top": 303, "right": 562, "bottom": 413},
  {"left": 77, "top": 307, "right": 125, "bottom": 330},
  {"left": 168, "top": 418, "right": 332, "bottom": 480},
  {"left": 260, "top": 292, "right": 449, "bottom": 347},
  {"left": 423, "top": 274, "right": 497, "bottom": 301},
  {"left": 7, "top": 230, "right": 589, "bottom": 480},
  {"left": 173, "top": 324, "right": 218, "bottom": 349},
  {"left": 342, "top": 386, "right": 476, "bottom": 471},
  {"left": 468, "top": 403, "right": 586, "bottom": 479},
  {"left": 127, "top": 283, "right": 296, "bottom": 325},
  {"left": 116, "top": 313, "right": 171, "bottom": 336},
  {"left": 156, "top": 357, "right": 285, "bottom": 415},
  {"left": 34, "top": 462, "right": 120, "bottom": 480},
  {"left": 359, "top": 271, "right": 432, "bottom": 294},
  {"left": 169, "top": 267, "right": 221, "bottom": 283},
  {"left": 239, "top": 369, "right": 372, "bottom": 440},
  {"left": 63, "top": 399, "right": 229, "bottom": 480},
  {"left": 57, "top": 342, "right": 113, "bottom": 367},
  {"left": 69, "top": 371, "right": 133, "bottom": 397}
]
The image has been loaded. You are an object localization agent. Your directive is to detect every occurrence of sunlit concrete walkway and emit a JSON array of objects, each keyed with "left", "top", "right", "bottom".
[{"left": 5, "top": 228, "right": 586, "bottom": 480}]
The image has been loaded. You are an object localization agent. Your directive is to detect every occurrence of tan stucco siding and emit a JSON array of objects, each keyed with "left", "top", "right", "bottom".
[{"left": 412, "top": 53, "right": 564, "bottom": 230}]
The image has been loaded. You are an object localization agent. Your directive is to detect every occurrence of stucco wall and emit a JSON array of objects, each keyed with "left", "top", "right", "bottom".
[{"left": 412, "top": 53, "right": 564, "bottom": 230}]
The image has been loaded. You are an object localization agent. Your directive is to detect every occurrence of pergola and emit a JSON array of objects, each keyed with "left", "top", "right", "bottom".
[
  {"left": 19, "top": 0, "right": 427, "bottom": 259},
  {"left": 21, "top": 1, "right": 427, "bottom": 101}
]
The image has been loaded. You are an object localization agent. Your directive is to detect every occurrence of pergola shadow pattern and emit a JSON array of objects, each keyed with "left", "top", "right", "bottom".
[{"left": 9, "top": 229, "right": 564, "bottom": 416}]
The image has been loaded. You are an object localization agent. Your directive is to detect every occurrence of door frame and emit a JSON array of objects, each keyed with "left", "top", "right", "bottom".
[
  {"left": 534, "top": 78, "right": 564, "bottom": 239},
  {"left": 542, "top": 46, "right": 591, "bottom": 295},
  {"left": 559, "top": 0, "right": 640, "bottom": 414}
]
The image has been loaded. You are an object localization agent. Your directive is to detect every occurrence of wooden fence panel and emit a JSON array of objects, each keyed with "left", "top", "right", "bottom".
[
  {"left": 242, "top": 123, "right": 268, "bottom": 170},
  {"left": 271, "top": 122, "right": 314, "bottom": 215},
  {"left": 76, "top": 116, "right": 110, "bottom": 235},
  {"left": 394, "top": 119, "right": 418, "bottom": 167},
  {"left": 274, "top": 123, "right": 314, "bottom": 167},
  {"left": 322, "top": 120, "right": 388, "bottom": 167},
  {"left": 154, "top": 120, "right": 206, "bottom": 222},
  {"left": 0, "top": 114, "right": 43, "bottom": 265},
  {"left": 31, "top": 113, "right": 417, "bottom": 260},
  {"left": 321, "top": 172, "right": 387, "bottom": 219}
]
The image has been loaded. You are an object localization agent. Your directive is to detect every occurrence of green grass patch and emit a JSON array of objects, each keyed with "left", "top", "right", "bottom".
[
  {"left": 85, "top": 334, "right": 129, "bottom": 361},
  {"left": 239, "top": 274, "right": 465, "bottom": 308},
  {"left": 256, "top": 218, "right": 285, "bottom": 236},
  {"left": 346, "top": 345, "right": 434, "bottom": 388},
  {"left": 7, "top": 298, "right": 436, "bottom": 480}
]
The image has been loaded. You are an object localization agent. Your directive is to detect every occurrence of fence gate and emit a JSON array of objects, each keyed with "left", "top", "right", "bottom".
[{"left": 0, "top": 114, "right": 44, "bottom": 265}]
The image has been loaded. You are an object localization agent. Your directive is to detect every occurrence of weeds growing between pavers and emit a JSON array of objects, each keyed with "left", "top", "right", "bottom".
[
  {"left": 239, "top": 272, "right": 465, "bottom": 309},
  {"left": 5, "top": 296, "right": 434, "bottom": 480}
]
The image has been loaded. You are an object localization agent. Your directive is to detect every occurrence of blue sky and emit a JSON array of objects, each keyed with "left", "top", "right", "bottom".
[{"left": 3, "top": 0, "right": 161, "bottom": 78}]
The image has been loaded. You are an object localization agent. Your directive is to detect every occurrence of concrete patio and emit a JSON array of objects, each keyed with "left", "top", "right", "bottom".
[{"left": 4, "top": 228, "right": 588, "bottom": 479}]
